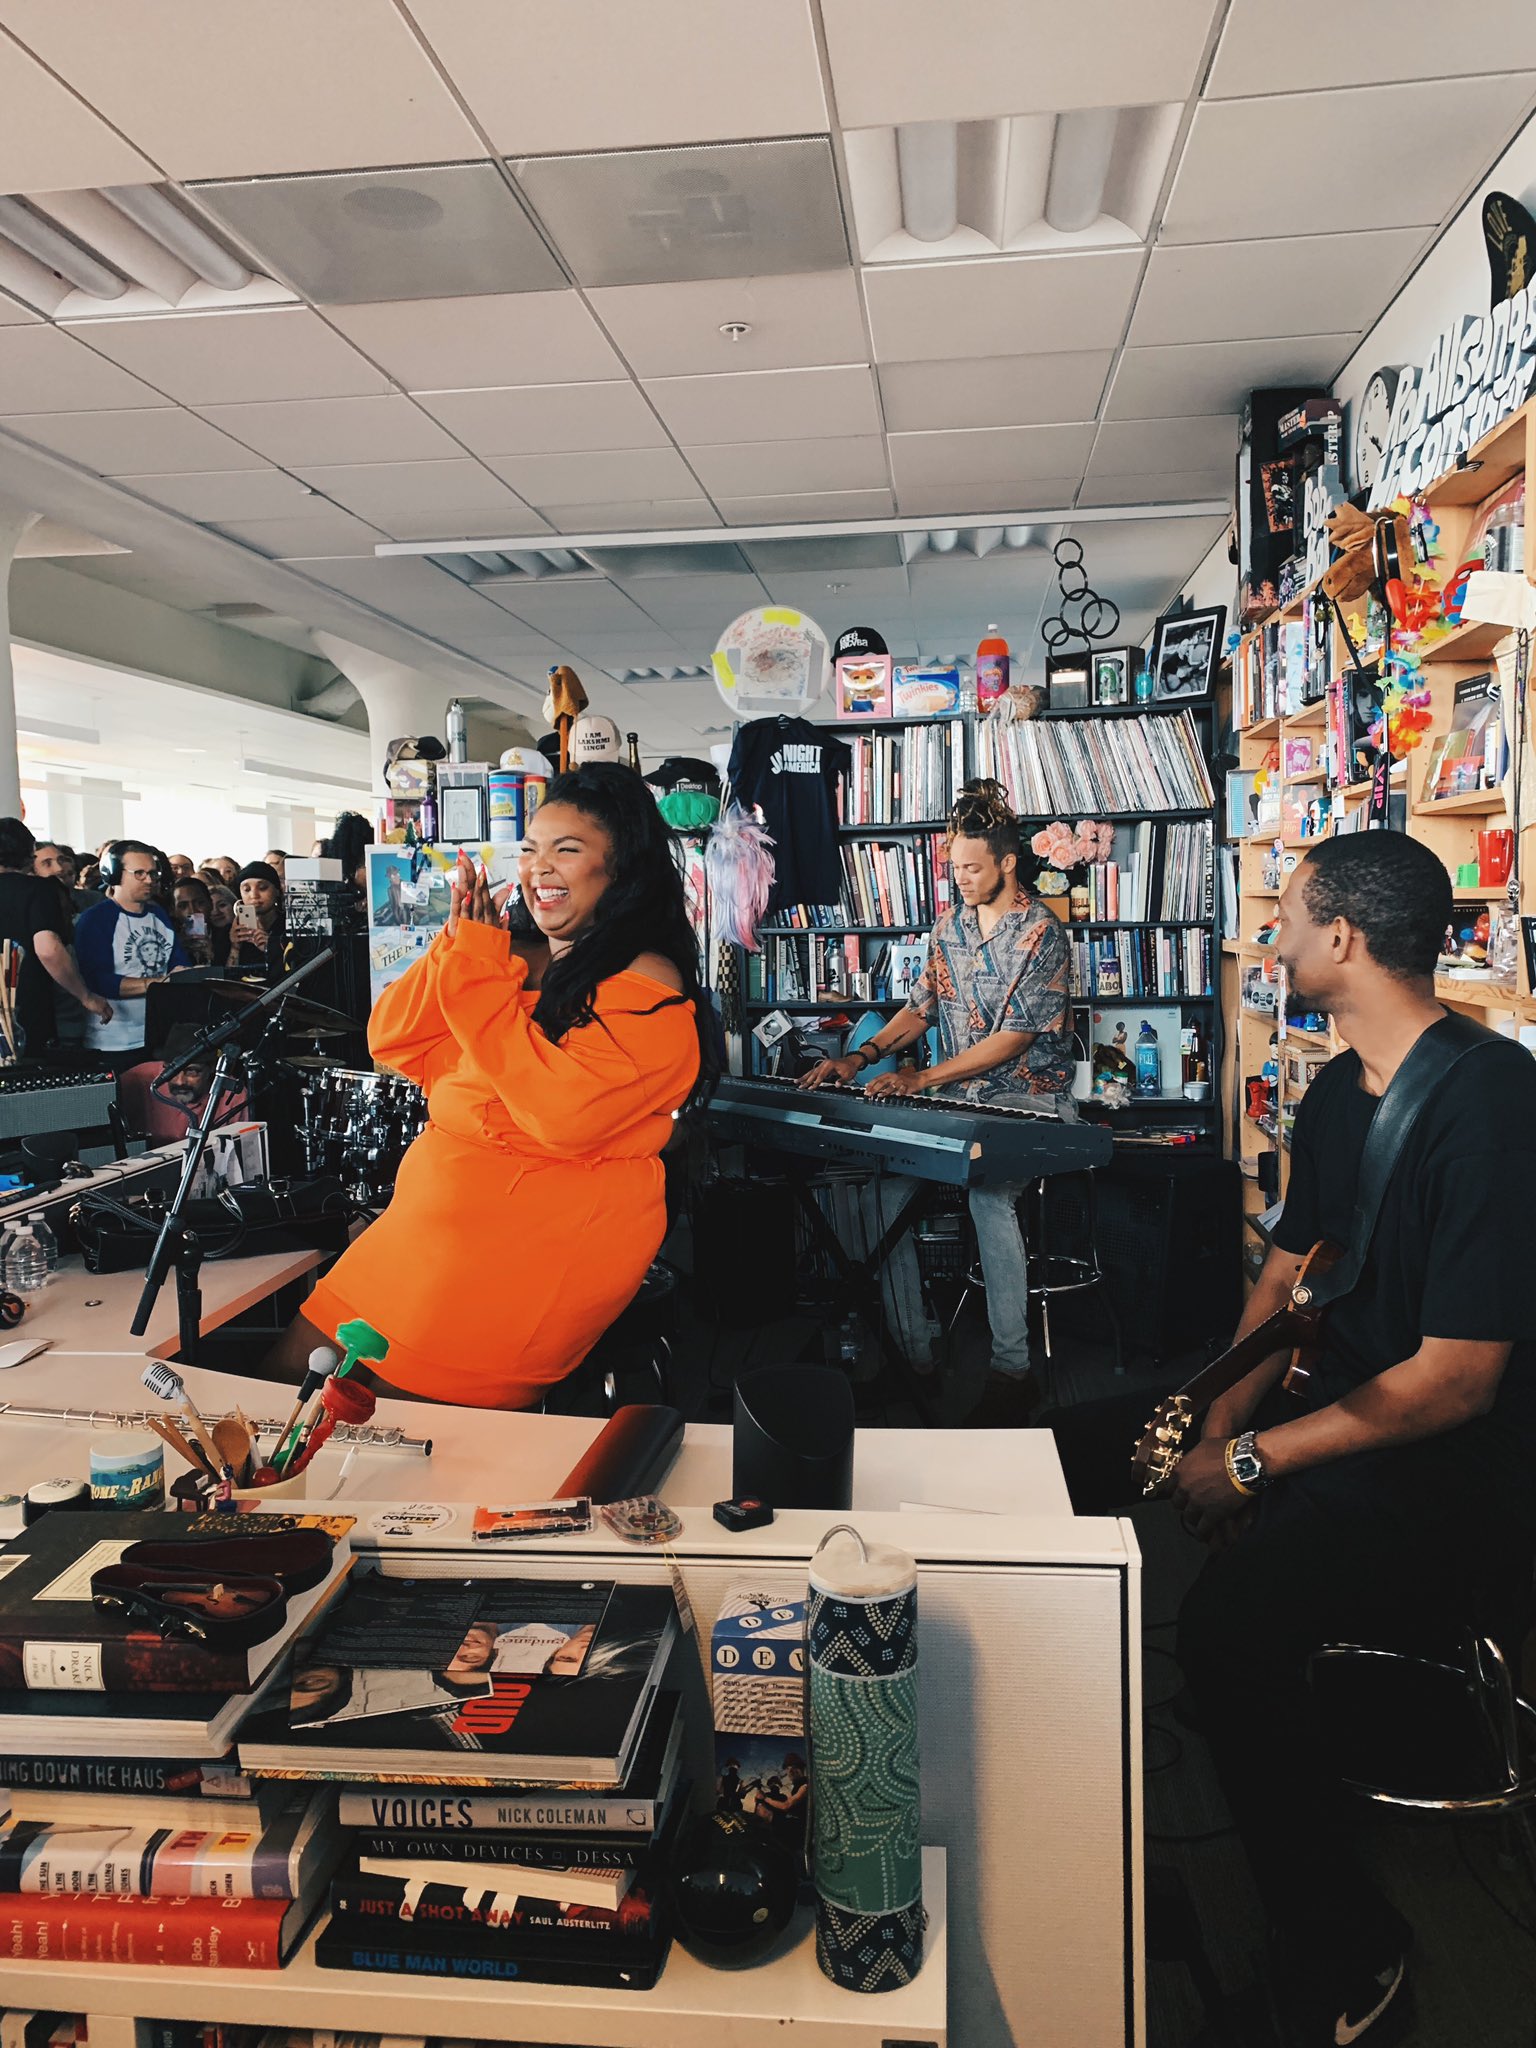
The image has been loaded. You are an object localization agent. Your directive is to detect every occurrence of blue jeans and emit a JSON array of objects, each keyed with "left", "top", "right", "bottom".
[{"left": 865, "top": 1178, "right": 1031, "bottom": 1379}]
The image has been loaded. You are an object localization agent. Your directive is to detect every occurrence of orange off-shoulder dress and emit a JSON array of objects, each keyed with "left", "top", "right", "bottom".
[{"left": 304, "top": 916, "right": 700, "bottom": 1408}]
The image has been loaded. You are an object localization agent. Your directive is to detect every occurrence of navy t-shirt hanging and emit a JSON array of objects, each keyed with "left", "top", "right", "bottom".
[{"left": 728, "top": 716, "right": 851, "bottom": 913}]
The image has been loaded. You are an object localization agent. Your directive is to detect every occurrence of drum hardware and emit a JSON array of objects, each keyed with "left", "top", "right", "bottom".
[{"left": 292, "top": 1064, "right": 426, "bottom": 1200}]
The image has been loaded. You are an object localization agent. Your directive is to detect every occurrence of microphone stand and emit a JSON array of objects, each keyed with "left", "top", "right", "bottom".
[{"left": 130, "top": 948, "right": 334, "bottom": 1355}]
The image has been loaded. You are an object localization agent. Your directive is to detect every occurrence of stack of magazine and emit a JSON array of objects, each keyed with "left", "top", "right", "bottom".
[{"left": 236, "top": 1568, "right": 682, "bottom": 1989}]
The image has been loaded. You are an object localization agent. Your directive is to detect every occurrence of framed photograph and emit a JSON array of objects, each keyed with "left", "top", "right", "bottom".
[
  {"left": 439, "top": 781, "right": 489, "bottom": 843},
  {"left": 1149, "top": 605, "right": 1226, "bottom": 705}
]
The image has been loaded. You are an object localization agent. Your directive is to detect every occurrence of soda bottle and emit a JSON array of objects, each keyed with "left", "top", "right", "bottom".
[{"left": 975, "top": 625, "right": 1009, "bottom": 711}]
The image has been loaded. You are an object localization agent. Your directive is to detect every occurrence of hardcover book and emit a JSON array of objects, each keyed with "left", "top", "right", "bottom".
[
  {"left": 238, "top": 1573, "right": 675, "bottom": 1786},
  {"left": 0, "top": 1793, "right": 337, "bottom": 1901},
  {"left": 0, "top": 1512, "right": 353, "bottom": 1695},
  {"left": 0, "top": 1884, "right": 321, "bottom": 1967}
]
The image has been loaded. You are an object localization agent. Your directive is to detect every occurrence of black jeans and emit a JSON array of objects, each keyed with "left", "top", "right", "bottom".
[{"left": 1047, "top": 1392, "right": 1532, "bottom": 1972}]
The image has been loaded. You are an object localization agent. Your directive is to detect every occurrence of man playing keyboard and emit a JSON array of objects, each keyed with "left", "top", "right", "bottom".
[{"left": 800, "top": 780, "right": 1075, "bottom": 1420}]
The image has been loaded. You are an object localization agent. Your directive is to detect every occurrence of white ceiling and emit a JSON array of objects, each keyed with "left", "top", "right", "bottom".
[{"left": 0, "top": 0, "right": 1531, "bottom": 761}]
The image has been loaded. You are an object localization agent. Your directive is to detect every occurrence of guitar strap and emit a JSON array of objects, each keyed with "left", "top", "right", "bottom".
[{"left": 1293, "top": 1010, "right": 1501, "bottom": 1314}]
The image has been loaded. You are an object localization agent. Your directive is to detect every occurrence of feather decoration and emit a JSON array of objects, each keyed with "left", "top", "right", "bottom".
[{"left": 705, "top": 804, "right": 776, "bottom": 950}]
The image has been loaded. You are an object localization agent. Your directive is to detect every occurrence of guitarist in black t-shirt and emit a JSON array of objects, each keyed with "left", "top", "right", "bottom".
[{"left": 1157, "top": 833, "right": 1536, "bottom": 2046}]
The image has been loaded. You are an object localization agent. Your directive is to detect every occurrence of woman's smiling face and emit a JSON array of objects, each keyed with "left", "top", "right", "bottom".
[{"left": 518, "top": 801, "right": 613, "bottom": 946}]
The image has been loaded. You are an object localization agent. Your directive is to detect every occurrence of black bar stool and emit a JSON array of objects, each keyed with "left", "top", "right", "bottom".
[
  {"left": 542, "top": 1259, "right": 678, "bottom": 1417},
  {"left": 944, "top": 1169, "right": 1122, "bottom": 1377}
]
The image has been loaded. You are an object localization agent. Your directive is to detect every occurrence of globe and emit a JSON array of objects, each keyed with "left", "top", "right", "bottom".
[{"left": 666, "top": 1810, "right": 800, "bottom": 1967}]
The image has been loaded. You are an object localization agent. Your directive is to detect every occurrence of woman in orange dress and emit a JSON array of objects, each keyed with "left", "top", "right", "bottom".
[{"left": 294, "top": 763, "right": 711, "bottom": 1408}]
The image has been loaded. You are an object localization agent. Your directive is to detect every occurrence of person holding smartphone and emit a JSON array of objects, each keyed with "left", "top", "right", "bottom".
[{"left": 233, "top": 860, "right": 284, "bottom": 971}]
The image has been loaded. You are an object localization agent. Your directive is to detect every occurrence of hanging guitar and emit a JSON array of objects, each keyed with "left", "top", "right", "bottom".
[{"left": 1130, "top": 1240, "right": 1341, "bottom": 1497}]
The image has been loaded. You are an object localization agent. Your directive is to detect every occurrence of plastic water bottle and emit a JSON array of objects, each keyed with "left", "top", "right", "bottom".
[
  {"left": 446, "top": 698, "right": 468, "bottom": 764},
  {"left": 1135, "top": 1020, "right": 1162, "bottom": 1099},
  {"left": 7, "top": 1226, "right": 47, "bottom": 1295},
  {"left": 26, "top": 1212, "right": 56, "bottom": 1275}
]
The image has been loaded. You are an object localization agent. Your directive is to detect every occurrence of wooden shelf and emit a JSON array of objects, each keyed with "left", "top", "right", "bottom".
[
  {"left": 1451, "top": 886, "right": 1498, "bottom": 902},
  {"left": 1280, "top": 833, "right": 1330, "bottom": 849},
  {"left": 1413, "top": 789, "right": 1509, "bottom": 817},
  {"left": 1434, "top": 976, "right": 1532, "bottom": 1012},
  {"left": 1240, "top": 715, "right": 1280, "bottom": 739},
  {"left": 1282, "top": 1027, "right": 1332, "bottom": 1049},
  {"left": 1419, "top": 616, "right": 1513, "bottom": 664},
  {"left": 1283, "top": 769, "right": 1328, "bottom": 786},
  {"left": 1423, "top": 399, "right": 1532, "bottom": 506},
  {"left": 1283, "top": 700, "right": 1329, "bottom": 729}
]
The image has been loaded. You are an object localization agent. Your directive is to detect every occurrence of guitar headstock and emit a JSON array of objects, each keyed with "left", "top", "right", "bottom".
[{"left": 1131, "top": 1393, "right": 1193, "bottom": 1499}]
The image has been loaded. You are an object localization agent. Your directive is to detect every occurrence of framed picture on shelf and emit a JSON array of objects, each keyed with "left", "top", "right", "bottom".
[
  {"left": 1045, "top": 653, "right": 1091, "bottom": 709},
  {"left": 1149, "top": 606, "right": 1226, "bottom": 705},
  {"left": 439, "top": 781, "right": 489, "bottom": 843}
]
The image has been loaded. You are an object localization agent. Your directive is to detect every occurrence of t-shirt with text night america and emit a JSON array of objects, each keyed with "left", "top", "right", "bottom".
[
  {"left": 727, "top": 716, "right": 851, "bottom": 914},
  {"left": 1271, "top": 1025, "right": 1536, "bottom": 1531}
]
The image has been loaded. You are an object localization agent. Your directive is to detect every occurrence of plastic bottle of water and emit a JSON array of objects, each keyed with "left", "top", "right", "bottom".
[
  {"left": 1135, "top": 1020, "right": 1162, "bottom": 1099},
  {"left": 7, "top": 1226, "right": 47, "bottom": 1295},
  {"left": 26, "top": 1212, "right": 56, "bottom": 1275},
  {"left": 0, "top": 1226, "right": 16, "bottom": 1287}
]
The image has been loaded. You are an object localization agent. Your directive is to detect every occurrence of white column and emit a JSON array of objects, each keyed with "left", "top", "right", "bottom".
[
  {"left": 312, "top": 634, "right": 455, "bottom": 817},
  {"left": 0, "top": 500, "right": 40, "bottom": 821}
]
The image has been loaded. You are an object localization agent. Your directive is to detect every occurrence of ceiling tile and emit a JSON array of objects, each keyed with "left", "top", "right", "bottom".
[
  {"left": 644, "top": 365, "right": 881, "bottom": 446},
  {"left": 413, "top": 382, "right": 668, "bottom": 458},
  {"left": 485, "top": 446, "right": 701, "bottom": 507},
  {"left": 295, "top": 553, "right": 524, "bottom": 621},
  {"left": 77, "top": 309, "right": 388, "bottom": 405},
  {"left": 409, "top": 0, "right": 827, "bottom": 152},
  {"left": 1060, "top": 516, "right": 1226, "bottom": 580},
  {"left": 513, "top": 138, "right": 849, "bottom": 288},
  {"left": 756, "top": 565, "right": 914, "bottom": 614},
  {"left": 1076, "top": 471, "right": 1232, "bottom": 506},
  {"left": 0, "top": 0, "right": 481, "bottom": 180},
  {"left": 1105, "top": 335, "right": 1357, "bottom": 419},
  {"left": 115, "top": 467, "right": 318, "bottom": 519},
  {"left": 587, "top": 270, "right": 869, "bottom": 378},
  {"left": 628, "top": 574, "right": 770, "bottom": 631},
  {"left": 686, "top": 436, "right": 889, "bottom": 496},
  {"left": 893, "top": 476, "right": 1083, "bottom": 516},
  {"left": 216, "top": 507, "right": 387, "bottom": 557},
  {"left": 290, "top": 458, "right": 537, "bottom": 530},
  {"left": 1086, "top": 416, "right": 1238, "bottom": 478},
  {"left": 1210, "top": 0, "right": 1536, "bottom": 93},
  {"left": 0, "top": 326, "right": 171, "bottom": 412},
  {"left": 0, "top": 29, "right": 157, "bottom": 193},
  {"left": 194, "top": 395, "right": 461, "bottom": 467},
  {"left": 864, "top": 252, "right": 1143, "bottom": 362},
  {"left": 542, "top": 498, "right": 721, "bottom": 533},
  {"left": 191, "top": 162, "right": 564, "bottom": 305},
  {"left": 488, "top": 581, "right": 658, "bottom": 633},
  {"left": 0, "top": 405, "right": 265, "bottom": 473},
  {"left": 879, "top": 351, "right": 1111, "bottom": 431},
  {"left": 1162, "top": 76, "right": 1536, "bottom": 243},
  {"left": 0, "top": 291, "right": 38, "bottom": 324},
  {"left": 888, "top": 423, "right": 1097, "bottom": 496},
  {"left": 328, "top": 292, "right": 624, "bottom": 391},
  {"left": 821, "top": 0, "right": 1222, "bottom": 124},
  {"left": 1128, "top": 229, "right": 1430, "bottom": 346},
  {"left": 717, "top": 488, "right": 896, "bottom": 524}
]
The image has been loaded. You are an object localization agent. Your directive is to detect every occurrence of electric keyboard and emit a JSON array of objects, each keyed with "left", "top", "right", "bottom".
[{"left": 706, "top": 1075, "right": 1113, "bottom": 1186}]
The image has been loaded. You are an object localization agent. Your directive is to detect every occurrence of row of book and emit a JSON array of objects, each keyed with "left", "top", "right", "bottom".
[
  {"left": 1067, "top": 926, "right": 1215, "bottom": 1000},
  {"left": 838, "top": 834, "right": 949, "bottom": 930},
  {"left": 0, "top": 1510, "right": 681, "bottom": 1988},
  {"left": 745, "top": 932, "right": 928, "bottom": 1006},
  {"left": 1073, "top": 820, "right": 1214, "bottom": 924},
  {"left": 839, "top": 721, "right": 966, "bottom": 825},
  {"left": 975, "top": 707, "right": 1215, "bottom": 816}
]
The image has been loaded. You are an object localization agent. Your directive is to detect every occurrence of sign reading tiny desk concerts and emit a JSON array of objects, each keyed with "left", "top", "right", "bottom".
[{"left": 1367, "top": 283, "right": 1536, "bottom": 510}]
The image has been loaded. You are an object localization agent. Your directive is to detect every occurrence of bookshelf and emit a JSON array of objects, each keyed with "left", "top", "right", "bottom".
[
  {"left": 741, "top": 706, "right": 1226, "bottom": 1151},
  {"left": 1226, "top": 396, "right": 1536, "bottom": 1284}
]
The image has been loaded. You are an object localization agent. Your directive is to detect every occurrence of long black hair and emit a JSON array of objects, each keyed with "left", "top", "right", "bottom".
[{"left": 530, "top": 763, "right": 717, "bottom": 1111}]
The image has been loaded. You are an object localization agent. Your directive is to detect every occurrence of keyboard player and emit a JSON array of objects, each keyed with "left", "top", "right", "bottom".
[{"left": 799, "top": 780, "right": 1075, "bottom": 1421}]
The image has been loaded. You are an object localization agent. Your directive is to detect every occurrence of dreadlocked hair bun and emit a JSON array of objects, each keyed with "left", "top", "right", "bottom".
[{"left": 948, "top": 777, "right": 1015, "bottom": 837}]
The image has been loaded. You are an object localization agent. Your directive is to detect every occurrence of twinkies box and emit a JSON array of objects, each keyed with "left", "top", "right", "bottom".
[{"left": 710, "top": 1581, "right": 808, "bottom": 1855}]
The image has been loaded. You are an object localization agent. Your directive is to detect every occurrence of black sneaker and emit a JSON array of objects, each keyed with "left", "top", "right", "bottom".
[{"left": 1322, "top": 1950, "right": 1407, "bottom": 2046}]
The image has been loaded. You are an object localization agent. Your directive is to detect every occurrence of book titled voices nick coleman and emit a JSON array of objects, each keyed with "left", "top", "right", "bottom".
[{"left": 237, "top": 1570, "right": 676, "bottom": 1786}]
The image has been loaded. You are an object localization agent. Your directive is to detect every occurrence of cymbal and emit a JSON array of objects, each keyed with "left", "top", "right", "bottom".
[
  {"left": 286, "top": 1053, "right": 350, "bottom": 1071},
  {"left": 202, "top": 979, "right": 357, "bottom": 1037}
]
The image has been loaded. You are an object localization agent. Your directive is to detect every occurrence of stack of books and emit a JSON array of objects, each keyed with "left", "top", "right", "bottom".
[
  {"left": 0, "top": 1511, "right": 354, "bottom": 1969},
  {"left": 235, "top": 1568, "right": 683, "bottom": 1989}
]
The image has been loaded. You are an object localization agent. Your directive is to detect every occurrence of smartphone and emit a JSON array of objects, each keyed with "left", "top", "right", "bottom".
[
  {"left": 184, "top": 913, "right": 207, "bottom": 937},
  {"left": 233, "top": 902, "right": 259, "bottom": 933}
]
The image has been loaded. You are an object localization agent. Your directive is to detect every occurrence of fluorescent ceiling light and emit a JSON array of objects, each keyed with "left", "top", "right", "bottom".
[
  {"left": 103, "top": 185, "right": 251, "bottom": 291},
  {"left": 0, "top": 196, "right": 126, "bottom": 299},
  {"left": 896, "top": 122, "right": 958, "bottom": 242},
  {"left": 17, "top": 717, "right": 102, "bottom": 745},
  {"left": 1046, "top": 108, "right": 1119, "bottom": 234}
]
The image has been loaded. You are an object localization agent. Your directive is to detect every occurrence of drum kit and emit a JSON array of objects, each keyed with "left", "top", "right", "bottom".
[{"left": 201, "top": 980, "right": 426, "bottom": 1205}]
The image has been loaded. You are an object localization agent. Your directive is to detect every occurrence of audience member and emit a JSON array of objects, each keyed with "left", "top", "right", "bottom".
[
  {"left": 167, "top": 853, "right": 195, "bottom": 882},
  {"left": 206, "top": 882, "right": 236, "bottom": 956},
  {"left": 0, "top": 818, "right": 112, "bottom": 1053},
  {"left": 119, "top": 1024, "right": 248, "bottom": 1143},
  {"left": 264, "top": 848, "right": 288, "bottom": 882},
  {"left": 172, "top": 875, "right": 226, "bottom": 967},
  {"left": 74, "top": 839, "right": 189, "bottom": 1066},
  {"left": 320, "top": 810, "right": 375, "bottom": 889},
  {"left": 207, "top": 855, "right": 240, "bottom": 888},
  {"left": 234, "top": 860, "right": 284, "bottom": 968}
]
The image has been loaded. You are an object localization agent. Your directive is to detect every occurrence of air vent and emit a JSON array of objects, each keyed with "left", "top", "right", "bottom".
[
  {"left": 610, "top": 665, "right": 711, "bottom": 683},
  {"left": 510, "top": 137, "right": 848, "bottom": 288},
  {"left": 0, "top": 185, "right": 292, "bottom": 320},
  {"left": 190, "top": 161, "right": 562, "bottom": 305},
  {"left": 902, "top": 524, "right": 1063, "bottom": 563},
  {"left": 437, "top": 547, "right": 596, "bottom": 584},
  {"left": 845, "top": 107, "right": 1181, "bottom": 262}
]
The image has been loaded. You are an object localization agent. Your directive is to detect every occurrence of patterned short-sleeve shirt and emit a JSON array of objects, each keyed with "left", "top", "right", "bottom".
[{"left": 905, "top": 888, "right": 1074, "bottom": 1102}]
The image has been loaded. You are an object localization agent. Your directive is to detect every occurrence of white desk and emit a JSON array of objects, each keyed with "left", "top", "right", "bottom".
[
  {"left": 0, "top": 1349, "right": 1071, "bottom": 1519},
  {"left": 23, "top": 1248, "right": 325, "bottom": 1361}
]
